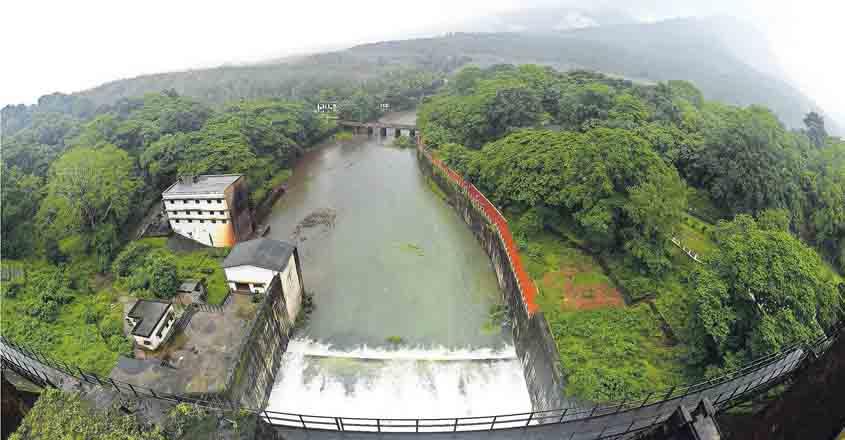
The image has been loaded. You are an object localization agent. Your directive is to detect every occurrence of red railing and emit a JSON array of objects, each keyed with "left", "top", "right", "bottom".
[{"left": 417, "top": 138, "right": 538, "bottom": 314}]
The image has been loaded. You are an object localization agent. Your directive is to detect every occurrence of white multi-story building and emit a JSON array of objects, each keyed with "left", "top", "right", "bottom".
[
  {"left": 162, "top": 174, "right": 254, "bottom": 247},
  {"left": 125, "top": 299, "right": 176, "bottom": 350},
  {"left": 222, "top": 238, "right": 304, "bottom": 322}
]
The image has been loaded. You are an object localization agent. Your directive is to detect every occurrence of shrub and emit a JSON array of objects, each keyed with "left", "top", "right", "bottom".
[
  {"left": 112, "top": 241, "right": 152, "bottom": 277},
  {"left": 146, "top": 250, "right": 179, "bottom": 298},
  {"left": 99, "top": 316, "right": 124, "bottom": 341}
]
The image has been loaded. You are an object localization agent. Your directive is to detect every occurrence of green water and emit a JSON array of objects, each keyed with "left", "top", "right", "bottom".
[{"left": 265, "top": 119, "right": 509, "bottom": 350}]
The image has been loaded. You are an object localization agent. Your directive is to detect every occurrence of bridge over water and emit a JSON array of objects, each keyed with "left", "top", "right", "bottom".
[{"left": 338, "top": 120, "right": 418, "bottom": 137}]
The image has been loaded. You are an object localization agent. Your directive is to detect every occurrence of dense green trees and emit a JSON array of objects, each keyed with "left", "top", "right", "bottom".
[
  {"left": 1, "top": 165, "right": 42, "bottom": 258},
  {"left": 38, "top": 145, "right": 140, "bottom": 235},
  {"left": 801, "top": 139, "right": 845, "bottom": 272},
  {"left": 10, "top": 388, "right": 256, "bottom": 440},
  {"left": 420, "top": 64, "right": 844, "bottom": 400},
  {"left": 685, "top": 105, "right": 804, "bottom": 215},
  {"left": 444, "top": 128, "right": 686, "bottom": 274},
  {"left": 36, "top": 145, "right": 141, "bottom": 270},
  {"left": 418, "top": 66, "right": 551, "bottom": 147},
  {"left": 1, "top": 91, "right": 336, "bottom": 264},
  {"left": 422, "top": 65, "right": 845, "bottom": 276},
  {"left": 10, "top": 389, "right": 166, "bottom": 440},
  {"left": 688, "top": 215, "right": 842, "bottom": 372}
]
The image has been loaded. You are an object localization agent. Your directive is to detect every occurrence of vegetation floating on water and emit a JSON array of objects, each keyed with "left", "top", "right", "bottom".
[
  {"left": 391, "top": 136, "right": 415, "bottom": 149},
  {"left": 291, "top": 208, "right": 337, "bottom": 241},
  {"left": 396, "top": 242, "right": 425, "bottom": 256},
  {"left": 385, "top": 335, "right": 404, "bottom": 345}
]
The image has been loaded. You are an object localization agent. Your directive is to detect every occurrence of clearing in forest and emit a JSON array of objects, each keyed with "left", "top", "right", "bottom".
[{"left": 523, "top": 233, "right": 624, "bottom": 312}]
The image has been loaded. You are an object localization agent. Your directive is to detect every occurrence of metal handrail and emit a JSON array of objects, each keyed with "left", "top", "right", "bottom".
[{"left": 0, "top": 316, "right": 830, "bottom": 434}]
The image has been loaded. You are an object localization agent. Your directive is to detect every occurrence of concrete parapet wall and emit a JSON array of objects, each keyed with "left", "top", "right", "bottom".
[
  {"left": 223, "top": 275, "right": 293, "bottom": 409},
  {"left": 416, "top": 143, "right": 567, "bottom": 411}
]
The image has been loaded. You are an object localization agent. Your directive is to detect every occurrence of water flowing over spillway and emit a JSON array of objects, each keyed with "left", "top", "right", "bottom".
[
  {"left": 266, "top": 340, "right": 531, "bottom": 418},
  {"left": 264, "top": 112, "right": 531, "bottom": 417}
]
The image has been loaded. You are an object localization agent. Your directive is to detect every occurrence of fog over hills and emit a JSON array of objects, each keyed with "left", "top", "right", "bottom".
[{"left": 53, "top": 11, "right": 841, "bottom": 134}]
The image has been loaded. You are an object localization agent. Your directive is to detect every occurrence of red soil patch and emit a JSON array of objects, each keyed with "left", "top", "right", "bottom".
[{"left": 541, "top": 267, "right": 624, "bottom": 311}]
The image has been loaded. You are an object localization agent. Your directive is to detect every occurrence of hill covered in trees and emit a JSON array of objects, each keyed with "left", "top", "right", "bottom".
[
  {"left": 419, "top": 64, "right": 844, "bottom": 401},
  {"left": 4, "top": 16, "right": 835, "bottom": 135}
]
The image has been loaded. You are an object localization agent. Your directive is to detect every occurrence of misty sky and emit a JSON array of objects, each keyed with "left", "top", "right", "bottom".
[{"left": 2, "top": 0, "right": 844, "bottom": 125}]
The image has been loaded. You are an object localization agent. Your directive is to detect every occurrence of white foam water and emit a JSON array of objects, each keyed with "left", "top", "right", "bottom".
[
  {"left": 285, "top": 338, "right": 519, "bottom": 361},
  {"left": 266, "top": 339, "right": 532, "bottom": 419}
]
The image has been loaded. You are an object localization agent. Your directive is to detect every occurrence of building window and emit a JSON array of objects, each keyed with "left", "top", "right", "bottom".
[
  {"left": 195, "top": 199, "right": 200, "bottom": 204},
  {"left": 218, "top": 199, "right": 224, "bottom": 203},
  {"left": 206, "top": 200, "right": 211, "bottom": 204},
  {"left": 222, "top": 220, "right": 228, "bottom": 224},
  {"left": 235, "top": 282, "right": 250, "bottom": 291},
  {"left": 143, "top": 340, "right": 151, "bottom": 345},
  {"left": 211, "top": 220, "right": 217, "bottom": 224}
]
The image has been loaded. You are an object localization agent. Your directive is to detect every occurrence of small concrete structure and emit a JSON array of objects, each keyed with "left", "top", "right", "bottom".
[
  {"left": 176, "top": 279, "right": 207, "bottom": 305},
  {"left": 162, "top": 174, "right": 254, "bottom": 247},
  {"left": 125, "top": 299, "right": 176, "bottom": 350},
  {"left": 222, "top": 238, "right": 304, "bottom": 322},
  {"left": 316, "top": 102, "right": 338, "bottom": 113}
]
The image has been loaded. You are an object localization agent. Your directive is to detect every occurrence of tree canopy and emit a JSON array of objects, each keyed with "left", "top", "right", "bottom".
[
  {"left": 687, "top": 215, "right": 842, "bottom": 371},
  {"left": 445, "top": 128, "right": 686, "bottom": 274}
]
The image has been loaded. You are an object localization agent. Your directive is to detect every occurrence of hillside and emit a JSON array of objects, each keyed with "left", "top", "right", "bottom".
[{"left": 57, "top": 16, "right": 839, "bottom": 133}]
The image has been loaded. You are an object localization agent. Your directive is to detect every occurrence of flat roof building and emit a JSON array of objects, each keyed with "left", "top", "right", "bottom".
[
  {"left": 126, "top": 299, "right": 177, "bottom": 350},
  {"left": 162, "top": 174, "right": 254, "bottom": 247},
  {"left": 222, "top": 238, "right": 303, "bottom": 322}
]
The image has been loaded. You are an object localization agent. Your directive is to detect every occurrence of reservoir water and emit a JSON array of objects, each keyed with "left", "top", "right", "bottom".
[{"left": 264, "top": 112, "right": 531, "bottom": 418}]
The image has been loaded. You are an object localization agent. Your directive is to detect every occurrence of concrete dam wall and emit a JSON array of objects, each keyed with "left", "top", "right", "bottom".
[
  {"left": 224, "top": 275, "right": 294, "bottom": 409},
  {"left": 416, "top": 142, "right": 568, "bottom": 412}
]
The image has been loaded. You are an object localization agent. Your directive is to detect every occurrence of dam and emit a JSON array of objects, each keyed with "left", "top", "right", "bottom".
[{"left": 263, "top": 112, "right": 532, "bottom": 417}]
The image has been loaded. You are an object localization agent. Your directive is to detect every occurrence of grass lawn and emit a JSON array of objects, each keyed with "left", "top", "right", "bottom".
[{"left": 517, "top": 230, "right": 691, "bottom": 402}]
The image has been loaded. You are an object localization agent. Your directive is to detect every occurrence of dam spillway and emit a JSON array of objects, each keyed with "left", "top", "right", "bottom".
[{"left": 263, "top": 112, "right": 531, "bottom": 417}]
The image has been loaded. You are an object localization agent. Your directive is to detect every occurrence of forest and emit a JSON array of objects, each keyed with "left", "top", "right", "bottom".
[
  {"left": 0, "top": 69, "right": 440, "bottom": 373},
  {"left": 418, "top": 64, "right": 845, "bottom": 401},
  {"left": 1, "top": 59, "right": 843, "bottom": 403}
]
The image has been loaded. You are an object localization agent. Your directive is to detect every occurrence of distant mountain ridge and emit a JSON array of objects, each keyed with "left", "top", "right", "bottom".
[{"left": 66, "top": 15, "right": 839, "bottom": 133}]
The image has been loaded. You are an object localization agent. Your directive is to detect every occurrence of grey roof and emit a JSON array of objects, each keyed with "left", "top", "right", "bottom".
[
  {"left": 222, "top": 238, "right": 295, "bottom": 272},
  {"left": 127, "top": 300, "right": 171, "bottom": 338},
  {"left": 177, "top": 279, "right": 203, "bottom": 293},
  {"left": 163, "top": 174, "right": 241, "bottom": 196}
]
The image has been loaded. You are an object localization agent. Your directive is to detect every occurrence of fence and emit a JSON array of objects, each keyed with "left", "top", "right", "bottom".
[
  {"left": 1, "top": 264, "right": 842, "bottom": 437},
  {"left": 416, "top": 138, "right": 538, "bottom": 315},
  {"left": 0, "top": 330, "right": 815, "bottom": 437}
]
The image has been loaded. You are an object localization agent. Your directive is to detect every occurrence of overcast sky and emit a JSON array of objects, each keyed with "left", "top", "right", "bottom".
[{"left": 2, "top": 0, "right": 843, "bottom": 125}]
